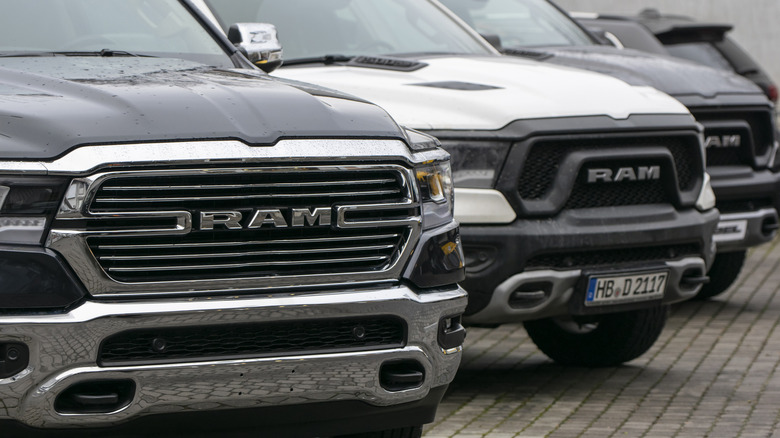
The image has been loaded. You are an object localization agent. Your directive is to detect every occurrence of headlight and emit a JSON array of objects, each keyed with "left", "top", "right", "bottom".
[
  {"left": 0, "top": 177, "right": 70, "bottom": 245},
  {"left": 696, "top": 172, "right": 716, "bottom": 211},
  {"left": 0, "top": 176, "right": 85, "bottom": 311},
  {"left": 416, "top": 161, "right": 454, "bottom": 230},
  {"left": 438, "top": 140, "right": 511, "bottom": 188},
  {"left": 770, "top": 140, "right": 780, "bottom": 172}
]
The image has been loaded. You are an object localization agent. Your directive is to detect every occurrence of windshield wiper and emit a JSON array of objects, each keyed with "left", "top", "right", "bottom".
[
  {"left": 283, "top": 54, "right": 354, "bottom": 66},
  {"left": 0, "top": 49, "right": 150, "bottom": 58}
]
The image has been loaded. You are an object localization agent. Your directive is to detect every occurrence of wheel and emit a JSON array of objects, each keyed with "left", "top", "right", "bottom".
[
  {"left": 695, "top": 250, "right": 746, "bottom": 300},
  {"left": 336, "top": 425, "right": 423, "bottom": 438},
  {"left": 523, "top": 305, "right": 669, "bottom": 367}
]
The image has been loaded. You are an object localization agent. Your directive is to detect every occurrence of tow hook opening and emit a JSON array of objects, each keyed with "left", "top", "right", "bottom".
[
  {"left": 761, "top": 217, "right": 779, "bottom": 236},
  {"left": 54, "top": 379, "right": 136, "bottom": 414},
  {"left": 680, "top": 269, "right": 709, "bottom": 290},
  {"left": 438, "top": 314, "right": 466, "bottom": 351},
  {"left": 508, "top": 282, "right": 552, "bottom": 308},
  {"left": 379, "top": 360, "right": 425, "bottom": 392}
]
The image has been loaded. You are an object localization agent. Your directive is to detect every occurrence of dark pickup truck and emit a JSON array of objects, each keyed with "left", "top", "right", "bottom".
[{"left": 0, "top": 1, "right": 467, "bottom": 437}]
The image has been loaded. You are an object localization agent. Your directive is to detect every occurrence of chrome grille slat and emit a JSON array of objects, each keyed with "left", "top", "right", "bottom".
[
  {"left": 94, "top": 189, "right": 400, "bottom": 203},
  {"left": 99, "top": 244, "right": 396, "bottom": 260},
  {"left": 101, "top": 178, "right": 397, "bottom": 190},
  {"left": 96, "top": 233, "right": 401, "bottom": 250},
  {"left": 107, "top": 255, "right": 390, "bottom": 272}
]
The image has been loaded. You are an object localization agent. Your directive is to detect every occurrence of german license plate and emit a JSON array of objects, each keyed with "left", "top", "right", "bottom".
[{"left": 585, "top": 271, "right": 668, "bottom": 306}]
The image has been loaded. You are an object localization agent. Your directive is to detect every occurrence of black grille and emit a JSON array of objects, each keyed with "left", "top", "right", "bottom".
[
  {"left": 706, "top": 147, "right": 743, "bottom": 167},
  {"left": 517, "top": 136, "right": 698, "bottom": 200},
  {"left": 98, "top": 316, "right": 406, "bottom": 366},
  {"left": 692, "top": 108, "right": 774, "bottom": 169},
  {"left": 564, "top": 178, "right": 669, "bottom": 209},
  {"left": 525, "top": 243, "right": 701, "bottom": 270},
  {"left": 716, "top": 198, "right": 774, "bottom": 214}
]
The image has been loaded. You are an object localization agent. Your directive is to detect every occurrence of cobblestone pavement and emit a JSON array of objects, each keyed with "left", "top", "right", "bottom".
[{"left": 426, "top": 238, "right": 780, "bottom": 438}]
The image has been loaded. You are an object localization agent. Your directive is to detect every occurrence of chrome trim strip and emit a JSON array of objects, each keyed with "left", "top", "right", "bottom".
[
  {"left": 95, "top": 233, "right": 401, "bottom": 250},
  {"left": 107, "top": 255, "right": 390, "bottom": 272},
  {"left": 98, "top": 244, "right": 396, "bottom": 261},
  {"left": 102, "top": 178, "right": 397, "bottom": 190},
  {"left": 95, "top": 190, "right": 401, "bottom": 203},
  {"left": 0, "top": 139, "right": 450, "bottom": 175},
  {"left": 719, "top": 208, "right": 777, "bottom": 222}
]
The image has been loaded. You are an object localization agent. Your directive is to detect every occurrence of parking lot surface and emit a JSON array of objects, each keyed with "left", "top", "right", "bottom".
[{"left": 426, "top": 238, "right": 780, "bottom": 437}]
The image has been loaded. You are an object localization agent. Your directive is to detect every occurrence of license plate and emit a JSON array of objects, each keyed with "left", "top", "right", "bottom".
[{"left": 585, "top": 271, "right": 668, "bottom": 306}]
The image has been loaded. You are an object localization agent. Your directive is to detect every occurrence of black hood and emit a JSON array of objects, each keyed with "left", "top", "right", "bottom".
[
  {"left": 0, "top": 57, "right": 403, "bottom": 160},
  {"left": 528, "top": 45, "right": 765, "bottom": 100}
]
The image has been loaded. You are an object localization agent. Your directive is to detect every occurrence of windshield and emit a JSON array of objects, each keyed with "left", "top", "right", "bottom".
[
  {"left": 0, "top": 0, "right": 232, "bottom": 66},
  {"left": 205, "top": 0, "right": 493, "bottom": 61},
  {"left": 440, "top": 0, "right": 593, "bottom": 48},
  {"left": 664, "top": 42, "right": 735, "bottom": 72}
]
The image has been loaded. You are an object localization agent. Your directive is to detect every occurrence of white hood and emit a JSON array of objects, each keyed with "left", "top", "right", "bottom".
[{"left": 275, "top": 55, "right": 691, "bottom": 131}]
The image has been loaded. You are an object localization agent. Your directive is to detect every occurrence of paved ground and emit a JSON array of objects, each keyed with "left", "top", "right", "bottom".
[{"left": 426, "top": 238, "right": 780, "bottom": 438}]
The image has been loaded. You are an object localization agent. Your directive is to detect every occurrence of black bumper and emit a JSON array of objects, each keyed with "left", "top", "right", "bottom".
[
  {"left": 460, "top": 206, "right": 718, "bottom": 322},
  {"left": 709, "top": 166, "right": 780, "bottom": 250}
]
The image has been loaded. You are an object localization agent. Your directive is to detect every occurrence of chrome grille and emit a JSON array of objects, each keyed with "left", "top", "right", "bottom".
[
  {"left": 89, "top": 227, "right": 410, "bottom": 282},
  {"left": 89, "top": 168, "right": 406, "bottom": 211},
  {"left": 52, "top": 164, "right": 421, "bottom": 294}
]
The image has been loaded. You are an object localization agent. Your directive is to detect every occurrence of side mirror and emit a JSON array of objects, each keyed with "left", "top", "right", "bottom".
[
  {"left": 586, "top": 27, "right": 624, "bottom": 49},
  {"left": 227, "top": 23, "right": 283, "bottom": 73},
  {"left": 480, "top": 33, "right": 502, "bottom": 51}
]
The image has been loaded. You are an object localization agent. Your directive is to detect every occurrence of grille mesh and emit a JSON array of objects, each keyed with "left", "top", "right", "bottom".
[
  {"left": 564, "top": 178, "right": 669, "bottom": 209},
  {"left": 525, "top": 243, "right": 701, "bottom": 270},
  {"left": 85, "top": 167, "right": 416, "bottom": 283},
  {"left": 517, "top": 136, "right": 698, "bottom": 200},
  {"left": 98, "top": 316, "right": 406, "bottom": 366}
]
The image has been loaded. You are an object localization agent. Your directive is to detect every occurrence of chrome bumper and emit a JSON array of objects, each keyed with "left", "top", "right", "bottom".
[
  {"left": 0, "top": 286, "right": 467, "bottom": 429},
  {"left": 465, "top": 257, "right": 706, "bottom": 324}
]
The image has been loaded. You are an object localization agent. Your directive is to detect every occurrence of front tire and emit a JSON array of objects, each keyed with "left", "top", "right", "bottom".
[
  {"left": 695, "top": 250, "right": 746, "bottom": 300},
  {"left": 523, "top": 305, "right": 669, "bottom": 367}
]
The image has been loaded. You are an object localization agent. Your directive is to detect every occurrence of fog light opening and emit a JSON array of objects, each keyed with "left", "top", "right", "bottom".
[
  {"left": 761, "top": 217, "right": 779, "bottom": 236},
  {"left": 379, "top": 360, "right": 425, "bottom": 392},
  {"left": 508, "top": 282, "right": 552, "bottom": 308},
  {"left": 680, "top": 268, "right": 709, "bottom": 290}
]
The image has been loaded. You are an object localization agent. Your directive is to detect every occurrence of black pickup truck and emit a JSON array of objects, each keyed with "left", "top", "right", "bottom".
[{"left": 0, "top": 1, "right": 467, "bottom": 437}]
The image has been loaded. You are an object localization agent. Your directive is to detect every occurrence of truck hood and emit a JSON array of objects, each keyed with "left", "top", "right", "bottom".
[
  {"left": 531, "top": 46, "right": 764, "bottom": 100},
  {"left": 0, "top": 57, "right": 403, "bottom": 160},
  {"left": 274, "top": 54, "right": 690, "bottom": 131}
]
